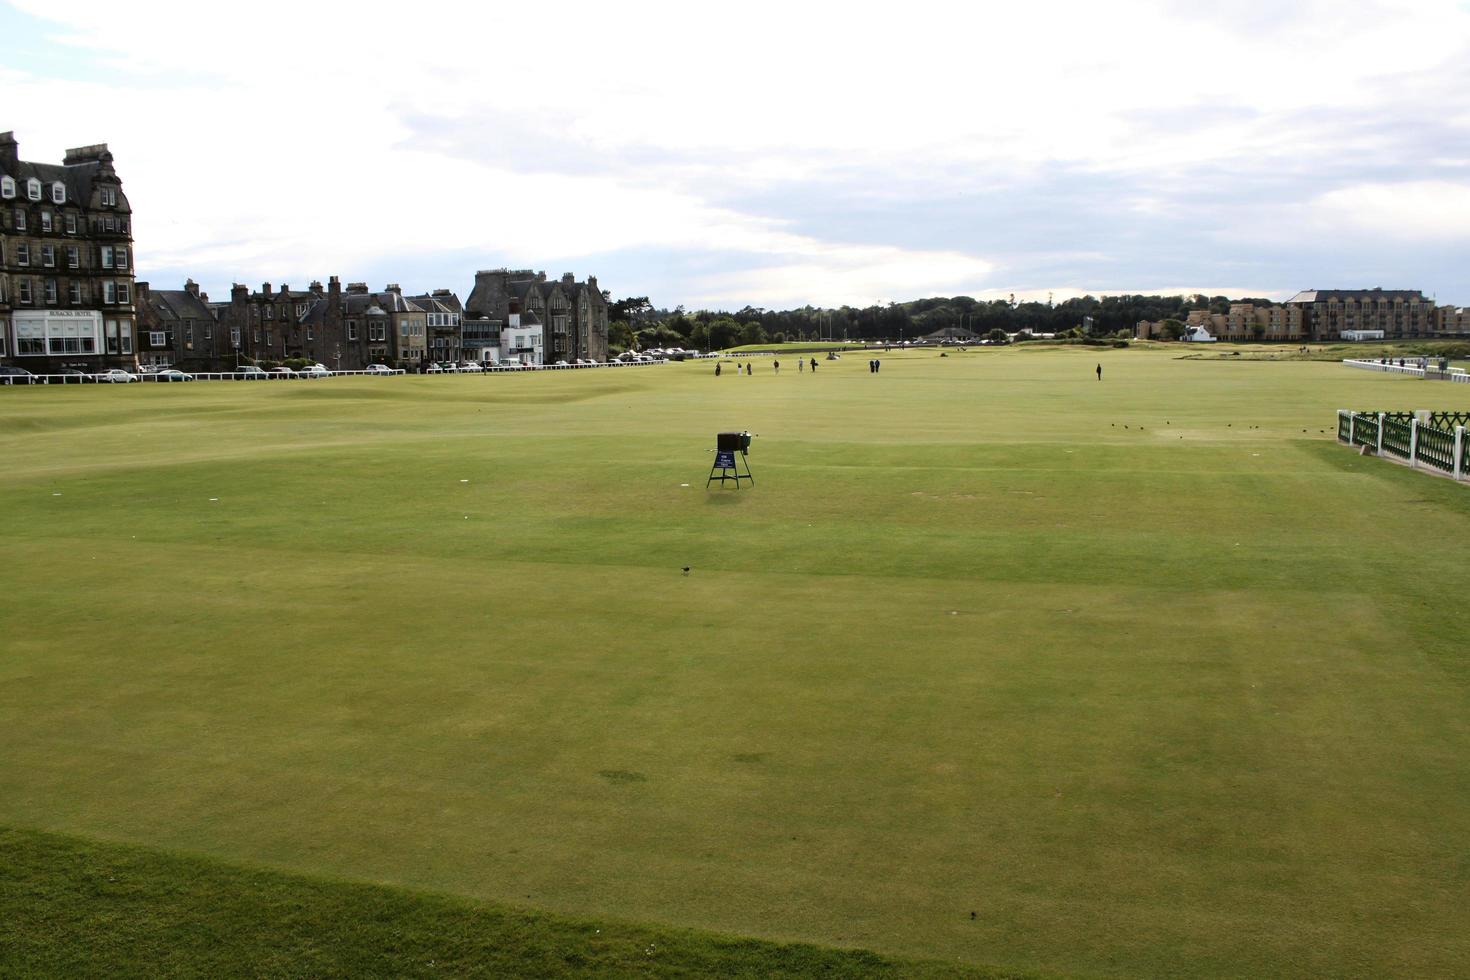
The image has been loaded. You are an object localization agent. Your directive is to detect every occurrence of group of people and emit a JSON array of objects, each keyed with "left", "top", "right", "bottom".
[
  {"left": 716, "top": 357, "right": 820, "bottom": 376},
  {"left": 868, "top": 359, "right": 882, "bottom": 373}
]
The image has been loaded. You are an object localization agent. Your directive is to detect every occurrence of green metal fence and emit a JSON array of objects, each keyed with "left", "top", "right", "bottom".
[{"left": 1337, "top": 409, "right": 1466, "bottom": 483}]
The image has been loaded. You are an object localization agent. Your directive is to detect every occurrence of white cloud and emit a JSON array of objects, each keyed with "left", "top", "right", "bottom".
[
  {"left": 1307, "top": 181, "right": 1470, "bottom": 240},
  {"left": 7, "top": 0, "right": 1470, "bottom": 305}
]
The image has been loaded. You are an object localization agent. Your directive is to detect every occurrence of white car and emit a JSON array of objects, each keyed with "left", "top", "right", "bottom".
[
  {"left": 365, "top": 363, "right": 394, "bottom": 375},
  {"left": 97, "top": 368, "right": 139, "bottom": 383},
  {"left": 300, "top": 365, "right": 330, "bottom": 378},
  {"left": 269, "top": 367, "right": 297, "bottom": 378},
  {"left": 458, "top": 362, "right": 483, "bottom": 373}
]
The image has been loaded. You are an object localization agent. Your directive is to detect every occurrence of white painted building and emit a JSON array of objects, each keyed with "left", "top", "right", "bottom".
[{"left": 500, "top": 310, "right": 542, "bottom": 365}]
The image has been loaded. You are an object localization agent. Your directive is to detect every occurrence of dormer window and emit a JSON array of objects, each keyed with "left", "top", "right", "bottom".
[
  {"left": 99, "top": 186, "right": 117, "bottom": 207},
  {"left": 27, "top": 178, "right": 41, "bottom": 200},
  {"left": 51, "top": 182, "right": 65, "bottom": 204},
  {"left": 0, "top": 176, "right": 13, "bottom": 198}
]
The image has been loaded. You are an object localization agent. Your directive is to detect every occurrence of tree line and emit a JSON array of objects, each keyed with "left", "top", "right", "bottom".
[{"left": 606, "top": 293, "right": 1276, "bottom": 351}]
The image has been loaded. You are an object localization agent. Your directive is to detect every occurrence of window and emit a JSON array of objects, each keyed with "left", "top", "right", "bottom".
[
  {"left": 103, "top": 216, "right": 115, "bottom": 232},
  {"left": 17, "top": 321, "right": 44, "bottom": 354},
  {"left": 65, "top": 213, "right": 76, "bottom": 234},
  {"left": 101, "top": 246, "right": 113, "bottom": 269},
  {"left": 16, "top": 243, "right": 28, "bottom": 266},
  {"left": 347, "top": 321, "right": 358, "bottom": 340},
  {"left": 184, "top": 322, "right": 194, "bottom": 345},
  {"left": 17, "top": 279, "right": 32, "bottom": 304},
  {"left": 204, "top": 322, "right": 212, "bottom": 340},
  {"left": 99, "top": 186, "right": 117, "bottom": 207},
  {"left": 14, "top": 208, "right": 25, "bottom": 231},
  {"left": 0, "top": 175, "right": 12, "bottom": 198},
  {"left": 116, "top": 247, "right": 128, "bottom": 270},
  {"left": 27, "top": 178, "right": 41, "bottom": 200},
  {"left": 296, "top": 303, "right": 307, "bottom": 316},
  {"left": 45, "top": 279, "right": 57, "bottom": 304},
  {"left": 230, "top": 327, "right": 240, "bottom": 347},
  {"left": 150, "top": 332, "right": 166, "bottom": 347},
  {"left": 103, "top": 282, "right": 115, "bottom": 304},
  {"left": 41, "top": 211, "right": 52, "bottom": 231},
  {"left": 116, "top": 283, "right": 129, "bottom": 304},
  {"left": 264, "top": 304, "right": 274, "bottom": 320},
  {"left": 42, "top": 245, "right": 54, "bottom": 267},
  {"left": 105, "top": 319, "right": 127, "bottom": 354},
  {"left": 69, "top": 282, "right": 81, "bottom": 304},
  {"left": 52, "top": 182, "right": 65, "bottom": 204},
  {"left": 369, "top": 323, "right": 386, "bottom": 341},
  {"left": 66, "top": 246, "right": 78, "bottom": 268},
  {"left": 306, "top": 327, "right": 314, "bottom": 341}
]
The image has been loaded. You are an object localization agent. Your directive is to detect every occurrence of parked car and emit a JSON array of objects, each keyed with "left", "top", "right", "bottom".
[
  {"left": 57, "top": 369, "right": 95, "bottom": 383},
  {"left": 553, "top": 360, "right": 570, "bottom": 366},
  {"left": 269, "top": 367, "right": 297, "bottom": 378},
  {"left": 365, "top": 363, "right": 394, "bottom": 375},
  {"left": 97, "top": 369, "right": 139, "bottom": 383},
  {"left": 238, "top": 365, "right": 269, "bottom": 379},
  {"left": 300, "top": 364, "right": 330, "bottom": 378},
  {"left": 458, "top": 362, "right": 482, "bottom": 373},
  {"left": 155, "top": 369, "right": 195, "bottom": 382},
  {"left": 0, "top": 365, "right": 36, "bottom": 384}
]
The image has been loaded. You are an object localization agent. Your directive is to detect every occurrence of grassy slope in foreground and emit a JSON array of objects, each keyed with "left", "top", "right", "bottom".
[
  {"left": 2, "top": 347, "right": 1469, "bottom": 977},
  {"left": 0, "top": 827, "right": 1009, "bottom": 979}
]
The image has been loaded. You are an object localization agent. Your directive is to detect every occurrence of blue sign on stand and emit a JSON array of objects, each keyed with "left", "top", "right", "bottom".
[{"left": 714, "top": 450, "right": 736, "bottom": 469}]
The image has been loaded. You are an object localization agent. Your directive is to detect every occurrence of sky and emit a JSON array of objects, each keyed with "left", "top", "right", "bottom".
[{"left": 5, "top": 0, "right": 1470, "bottom": 310}]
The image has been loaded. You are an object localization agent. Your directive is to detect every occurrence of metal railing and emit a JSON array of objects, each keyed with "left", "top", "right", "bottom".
[{"left": 1338, "top": 409, "right": 1467, "bottom": 481}]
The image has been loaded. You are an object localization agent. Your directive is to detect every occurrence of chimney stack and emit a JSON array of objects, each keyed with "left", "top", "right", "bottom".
[
  {"left": 262, "top": 282, "right": 273, "bottom": 296},
  {"left": 185, "top": 279, "right": 200, "bottom": 298},
  {"left": 0, "top": 131, "right": 17, "bottom": 170},
  {"left": 137, "top": 281, "right": 150, "bottom": 303}
]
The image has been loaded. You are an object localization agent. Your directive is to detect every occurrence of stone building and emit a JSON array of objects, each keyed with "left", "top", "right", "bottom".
[
  {"left": 216, "top": 279, "right": 348, "bottom": 369},
  {"left": 465, "top": 268, "right": 608, "bottom": 363},
  {"left": 136, "top": 279, "right": 219, "bottom": 369},
  {"left": 1283, "top": 289, "right": 1437, "bottom": 340},
  {"left": 0, "top": 131, "right": 137, "bottom": 371},
  {"left": 408, "top": 289, "right": 464, "bottom": 365}
]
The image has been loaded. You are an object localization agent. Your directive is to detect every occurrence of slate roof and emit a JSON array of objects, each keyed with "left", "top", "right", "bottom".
[
  {"left": 1287, "top": 289, "right": 1430, "bottom": 304},
  {"left": 1, "top": 158, "right": 119, "bottom": 211},
  {"left": 147, "top": 290, "right": 216, "bottom": 323}
]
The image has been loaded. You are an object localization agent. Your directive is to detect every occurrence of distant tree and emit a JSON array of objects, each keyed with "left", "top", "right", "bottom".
[
  {"left": 986, "top": 328, "right": 1009, "bottom": 343},
  {"left": 1160, "top": 319, "right": 1184, "bottom": 341},
  {"left": 739, "top": 321, "right": 768, "bottom": 346},
  {"left": 608, "top": 319, "right": 635, "bottom": 350},
  {"left": 707, "top": 318, "right": 742, "bottom": 350},
  {"left": 610, "top": 296, "right": 654, "bottom": 323}
]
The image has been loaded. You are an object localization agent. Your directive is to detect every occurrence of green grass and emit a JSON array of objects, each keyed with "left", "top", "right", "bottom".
[
  {"left": 0, "top": 826, "right": 1001, "bottom": 978},
  {"left": 3, "top": 346, "right": 1470, "bottom": 977}
]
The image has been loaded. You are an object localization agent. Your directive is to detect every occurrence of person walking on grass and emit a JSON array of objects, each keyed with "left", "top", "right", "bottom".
[
  {"left": 715, "top": 362, "right": 721, "bottom": 377},
  {"left": 1096, "top": 363, "right": 1102, "bottom": 381},
  {"left": 774, "top": 360, "right": 780, "bottom": 374},
  {"left": 810, "top": 357, "right": 818, "bottom": 372}
]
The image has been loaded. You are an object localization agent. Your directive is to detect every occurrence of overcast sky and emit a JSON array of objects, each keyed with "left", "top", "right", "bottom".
[{"left": 6, "top": 0, "right": 1470, "bottom": 309}]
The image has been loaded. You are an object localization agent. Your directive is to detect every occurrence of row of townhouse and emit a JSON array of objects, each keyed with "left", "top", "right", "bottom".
[
  {"left": 1, "top": 130, "right": 611, "bottom": 374},
  {"left": 133, "top": 270, "right": 610, "bottom": 372},
  {"left": 1136, "top": 289, "right": 1467, "bottom": 342}
]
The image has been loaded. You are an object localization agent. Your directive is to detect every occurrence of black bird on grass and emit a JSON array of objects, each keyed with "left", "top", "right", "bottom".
[{"left": 682, "top": 566, "right": 691, "bottom": 576}]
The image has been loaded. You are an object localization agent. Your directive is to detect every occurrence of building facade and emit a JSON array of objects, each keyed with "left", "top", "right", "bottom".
[
  {"left": 1283, "top": 289, "right": 1437, "bottom": 340},
  {"left": 465, "top": 268, "right": 608, "bottom": 363},
  {"left": 136, "top": 279, "right": 220, "bottom": 369},
  {"left": 0, "top": 132, "right": 137, "bottom": 371}
]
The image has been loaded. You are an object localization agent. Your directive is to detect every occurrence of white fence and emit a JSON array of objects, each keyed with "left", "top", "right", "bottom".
[
  {"left": 0, "top": 360, "right": 667, "bottom": 385},
  {"left": 1343, "top": 358, "right": 1470, "bottom": 382}
]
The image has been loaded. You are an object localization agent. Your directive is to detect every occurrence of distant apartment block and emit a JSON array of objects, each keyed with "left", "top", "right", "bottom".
[
  {"left": 0, "top": 131, "right": 137, "bottom": 370},
  {"left": 1137, "top": 288, "right": 1448, "bottom": 342}
]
